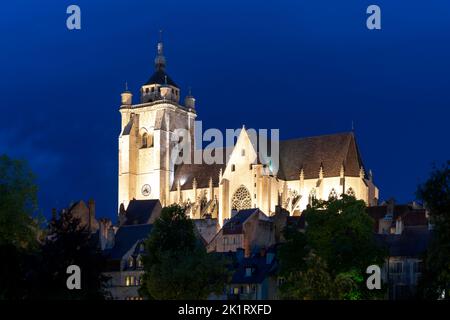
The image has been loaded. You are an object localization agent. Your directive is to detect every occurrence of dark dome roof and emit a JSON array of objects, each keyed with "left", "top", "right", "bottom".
[{"left": 145, "top": 69, "right": 178, "bottom": 88}]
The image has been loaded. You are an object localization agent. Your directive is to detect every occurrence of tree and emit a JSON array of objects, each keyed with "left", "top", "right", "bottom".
[
  {"left": 0, "top": 154, "right": 40, "bottom": 248},
  {"left": 416, "top": 161, "right": 450, "bottom": 299},
  {"left": 278, "top": 195, "right": 386, "bottom": 300},
  {"left": 30, "top": 210, "right": 109, "bottom": 299},
  {"left": 140, "top": 204, "right": 229, "bottom": 299},
  {"left": 0, "top": 155, "right": 41, "bottom": 299}
]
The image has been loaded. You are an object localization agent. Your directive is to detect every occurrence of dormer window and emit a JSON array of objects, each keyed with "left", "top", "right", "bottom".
[
  {"left": 128, "top": 256, "right": 134, "bottom": 268},
  {"left": 137, "top": 255, "right": 143, "bottom": 268}
]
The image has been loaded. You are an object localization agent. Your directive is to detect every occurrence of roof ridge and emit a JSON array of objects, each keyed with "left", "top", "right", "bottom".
[{"left": 280, "top": 131, "right": 354, "bottom": 143}]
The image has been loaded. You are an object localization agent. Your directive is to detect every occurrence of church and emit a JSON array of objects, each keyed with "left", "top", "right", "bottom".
[{"left": 117, "top": 37, "right": 379, "bottom": 227}]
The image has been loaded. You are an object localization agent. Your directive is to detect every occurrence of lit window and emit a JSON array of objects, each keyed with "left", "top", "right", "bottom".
[
  {"left": 137, "top": 256, "right": 143, "bottom": 268},
  {"left": 128, "top": 257, "right": 134, "bottom": 268}
]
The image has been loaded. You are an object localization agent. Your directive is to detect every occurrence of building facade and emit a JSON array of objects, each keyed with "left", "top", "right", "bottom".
[{"left": 117, "top": 37, "right": 379, "bottom": 227}]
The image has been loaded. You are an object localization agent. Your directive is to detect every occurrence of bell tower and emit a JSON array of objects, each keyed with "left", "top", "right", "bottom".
[{"left": 118, "top": 33, "right": 197, "bottom": 213}]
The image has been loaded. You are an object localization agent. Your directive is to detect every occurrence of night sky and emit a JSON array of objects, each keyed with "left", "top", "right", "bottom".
[{"left": 1, "top": 0, "right": 449, "bottom": 222}]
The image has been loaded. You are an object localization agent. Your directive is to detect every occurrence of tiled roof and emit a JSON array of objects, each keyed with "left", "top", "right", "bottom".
[
  {"left": 231, "top": 249, "right": 277, "bottom": 284},
  {"left": 108, "top": 224, "right": 153, "bottom": 261},
  {"left": 278, "top": 132, "right": 365, "bottom": 180},
  {"left": 367, "top": 204, "right": 428, "bottom": 232},
  {"left": 124, "top": 199, "right": 160, "bottom": 225},
  {"left": 375, "top": 226, "right": 431, "bottom": 257},
  {"left": 172, "top": 163, "right": 226, "bottom": 191},
  {"left": 223, "top": 209, "right": 259, "bottom": 235},
  {"left": 171, "top": 132, "right": 366, "bottom": 191}
]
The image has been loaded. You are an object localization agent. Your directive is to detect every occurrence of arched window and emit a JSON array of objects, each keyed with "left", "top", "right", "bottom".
[
  {"left": 231, "top": 185, "right": 252, "bottom": 211},
  {"left": 142, "top": 133, "right": 148, "bottom": 148},
  {"left": 346, "top": 187, "right": 355, "bottom": 197},
  {"left": 329, "top": 188, "right": 338, "bottom": 200}
]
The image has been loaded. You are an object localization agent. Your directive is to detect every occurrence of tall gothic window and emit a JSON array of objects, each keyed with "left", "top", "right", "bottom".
[
  {"left": 329, "top": 188, "right": 338, "bottom": 200},
  {"left": 231, "top": 185, "right": 252, "bottom": 211},
  {"left": 141, "top": 133, "right": 148, "bottom": 148},
  {"left": 346, "top": 187, "right": 355, "bottom": 197}
]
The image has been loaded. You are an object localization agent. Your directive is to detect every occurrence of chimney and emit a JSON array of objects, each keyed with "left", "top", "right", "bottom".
[
  {"left": 244, "top": 237, "right": 251, "bottom": 258},
  {"left": 99, "top": 218, "right": 115, "bottom": 250},
  {"left": 88, "top": 199, "right": 96, "bottom": 231}
]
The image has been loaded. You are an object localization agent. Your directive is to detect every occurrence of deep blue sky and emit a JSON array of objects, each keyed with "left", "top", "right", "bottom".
[{"left": 1, "top": 0, "right": 449, "bottom": 222}]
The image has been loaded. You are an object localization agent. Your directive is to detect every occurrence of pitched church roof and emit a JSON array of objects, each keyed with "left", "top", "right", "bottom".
[
  {"left": 172, "top": 163, "right": 226, "bottom": 191},
  {"left": 278, "top": 132, "right": 365, "bottom": 180},
  {"left": 171, "top": 132, "right": 366, "bottom": 191}
]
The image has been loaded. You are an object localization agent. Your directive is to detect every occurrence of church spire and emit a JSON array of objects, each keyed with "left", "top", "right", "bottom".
[{"left": 154, "top": 29, "right": 166, "bottom": 71}]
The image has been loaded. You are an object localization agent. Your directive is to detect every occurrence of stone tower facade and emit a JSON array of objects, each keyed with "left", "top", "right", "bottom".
[{"left": 118, "top": 38, "right": 196, "bottom": 212}]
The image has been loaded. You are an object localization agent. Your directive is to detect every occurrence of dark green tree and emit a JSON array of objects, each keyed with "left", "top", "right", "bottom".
[
  {"left": 31, "top": 210, "right": 109, "bottom": 299},
  {"left": 278, "top": 195, "right": 386, "bottom": 300},
  {"left": 0, "top": 155, "right": 41, "bottom": 299},
  {"left": 417, "top": 161, "right": 450, "bottom": 299},
  {"left": 0, "top": 154, "right": 40, "bottom": 248},
  {"left": 140, "top": 204, "right": 229, "bottom": 299}
]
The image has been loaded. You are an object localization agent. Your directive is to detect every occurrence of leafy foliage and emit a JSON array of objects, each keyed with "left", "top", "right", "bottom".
[
  {"left": 278, "top": 195, "right": 386, "bottom": 300},
  {"left": 140, "top": 204, "right": 229, "bottom": 299},
  {"left": 0, "top": 155, "right": 41, "bottom": 299},
  {"left": 416, "top": 161, "right": 450, "bottom": 299},
  {"left": 30, "top": 210, "right": 109, "bottom": 300},
  {"left": 0, "top": 154, "right": 40, "bottom": 248}
]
